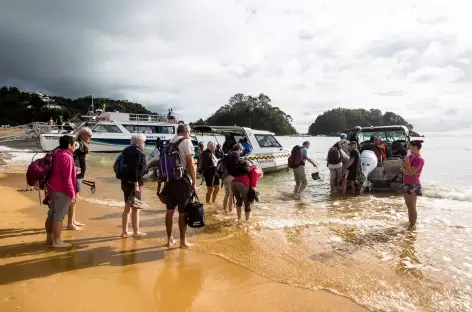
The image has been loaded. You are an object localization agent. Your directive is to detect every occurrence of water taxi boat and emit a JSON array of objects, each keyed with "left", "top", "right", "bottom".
[
  {"left": 192, "top": 125, "right": 291, "bottom": 172},
  {"left": 39, "top": 112, "right": 198, "bottom": 152},
  {"left": 344, "top": 125, "right": 411, "bottom": 193}
]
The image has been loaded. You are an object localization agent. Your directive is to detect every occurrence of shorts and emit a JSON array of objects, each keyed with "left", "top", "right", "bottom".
[
  {"left": 231, "top": 181, "right": 251, "bottom": 212},
  {"left": 48, "top": 191, "right": 71, "bottom": 221},
  {"left": 401, "top": 183, "right": 422, "bottom": 196},
  {"left": 344, "top": 169, "right": 357, "bottom": 182},
  {"left": 76, "top": 178, "right": 83, "bottom": 193},
  {"left": 166, "top": 180, "right": 192, "bottom": 213},
  {"left": 223, "top": 175, "right": 234, "bottom": 196},
  {"left": 121, "top": 181, "right": 142, "bottom": 202},
  {"left": 204, "top": 174, "right": 220, "bottom": 187}
]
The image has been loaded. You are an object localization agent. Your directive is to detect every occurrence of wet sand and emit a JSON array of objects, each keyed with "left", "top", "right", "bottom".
[{"left": 0, "top": 172, "right": 367, "bottom": 312}]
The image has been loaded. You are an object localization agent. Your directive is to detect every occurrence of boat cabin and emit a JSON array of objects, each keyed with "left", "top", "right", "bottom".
[
  {"left": 344, "top": 125, "right": 410, "bottom": 160},
  {"left": 192, "top": 125, "right": 290, "bottom": 172}
]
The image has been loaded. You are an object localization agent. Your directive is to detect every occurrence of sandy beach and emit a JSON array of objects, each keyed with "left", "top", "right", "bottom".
[{"left": 0, "top": 172, "right": 367, "bottom": 312}]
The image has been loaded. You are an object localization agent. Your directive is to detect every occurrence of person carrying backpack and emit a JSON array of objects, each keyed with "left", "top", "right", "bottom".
[
  {"left": 289, "top": 141, "right": 317, "bottom": 200},
  {"left": 45, "top": 135, "right": 77, "bottom": 248},
  {"left": 120, "top": 133, "right": 147, "bottom": 238},
  {"left": 200, "top": 141, "right": 220, "bottom": 203},
  {"left": 231, "top": 160, "right": 263, "bottom": 221},
  {"left": 68, "top": 126, "right": 92, "bottom": 230},
  {"left": 162, "top": 124, "right": 196, "bottom": 248},
  {"left": 326, "top": 142, "right": 349, "bottom": 194}
]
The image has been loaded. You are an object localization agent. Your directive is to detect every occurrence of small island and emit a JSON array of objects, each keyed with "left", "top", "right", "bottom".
[
  {"left": 190, "top": 93, "right": 298, "bottom": 136},
  {"left": 308, "top": 108, "right": 422, "bottom": 137}
]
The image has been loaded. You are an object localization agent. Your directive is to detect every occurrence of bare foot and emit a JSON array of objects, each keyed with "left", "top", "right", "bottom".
[
  {"left": 66, "top": 224, "right": 83, "bottom": 231},
  {"left": 180, "top": 241, "right": 193, "bottom": 248},
  {"left": 52, "top": 241, "right": 72, "bottom": 248},
  {"left": 166, "top": 237, "right": 175, "bottom": 247},
  {"left": 45, "top": 239, "right": 53, "bottom": 246},
  {"left": 73, "top": 220, "right": 85, "bottom": 226},
  {"left": 133, "top": 232, "right": 147, "bottom": 237},
  {"left": 121, "top": 232, "right": 129, "bottom": 238}
]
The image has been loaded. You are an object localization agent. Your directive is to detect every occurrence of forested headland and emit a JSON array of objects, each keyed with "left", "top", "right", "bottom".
[{"left": 308, "top": 108, "right": 421, "bottom": 137}]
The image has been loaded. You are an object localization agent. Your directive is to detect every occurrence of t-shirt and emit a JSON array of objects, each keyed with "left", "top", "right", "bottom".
[
  {"left": 347, "top": 150, "right": 360, "bottom": 171},
  {"left": 403, "top": 155, "right": 424, "bottom": 185},
  {"left": 300, "top": 147, "right": 308, "bottom": 165},
  {"left": 169, "top": 135, "right": 194, "bottom": 172}
]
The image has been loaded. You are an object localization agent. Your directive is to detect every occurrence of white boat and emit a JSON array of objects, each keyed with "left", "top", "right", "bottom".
[
  {"left": 39, "top": 112, "right": 187, "bottom": 152},
  {"left": 343, "top": 125, "right": 410, "bottom": 193},
  {"left": 192, "top": 125, "right": 290, "bottom": 172}
]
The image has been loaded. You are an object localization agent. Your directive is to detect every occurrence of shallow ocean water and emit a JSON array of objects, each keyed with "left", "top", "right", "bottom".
[{"left": 1, "top": 135, "right": 472, "bottom": 311}]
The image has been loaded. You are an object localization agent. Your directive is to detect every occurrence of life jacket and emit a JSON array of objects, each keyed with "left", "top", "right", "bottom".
[
  {"left": 288, "top": 145, "right": 303, "bottom": 169},
  {"left": 26, "top": 148, "right": 58, "bottom": 190},
  {"left": 327, "top": 146, "right": 341, "bottom": 165},
  {"left": 374, "top": 143, "right": 387, "bottom": 161}
]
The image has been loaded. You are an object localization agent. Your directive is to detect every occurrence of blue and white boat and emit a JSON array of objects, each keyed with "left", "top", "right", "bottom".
[{"left": 39, "top": 112, "right": 199, "bottom": 152}]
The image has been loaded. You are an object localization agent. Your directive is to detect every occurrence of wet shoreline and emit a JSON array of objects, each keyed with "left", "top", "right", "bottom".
[{"left": 0, "top": 172, "right": 367, "bottom": 312}]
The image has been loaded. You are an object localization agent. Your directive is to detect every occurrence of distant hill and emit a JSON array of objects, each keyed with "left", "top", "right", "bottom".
[
  {"left": 190, "top": 93, "right": 297, "bottom": 136},
  {"left": 0, "top": 86, "right": 155, "bottom": 126},
  {"left": 308, "top": 108, "right": 421, "bottom": 137}
]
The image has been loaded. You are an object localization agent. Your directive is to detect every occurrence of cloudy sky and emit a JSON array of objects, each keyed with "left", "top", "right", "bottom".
[{"left": 1, "top": 0, "right": 471, "bottom": 133}]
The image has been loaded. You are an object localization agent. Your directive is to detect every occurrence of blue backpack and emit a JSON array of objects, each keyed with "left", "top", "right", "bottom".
[
  {"left": 158, "top": 138, "right": 189, "bottom": 182},
  {"left": 113, "top": 153, "right": 124, "bottom": 179}
]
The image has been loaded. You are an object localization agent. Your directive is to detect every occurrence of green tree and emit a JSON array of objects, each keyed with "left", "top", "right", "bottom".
[
  {"left": 308, "top": 108, "right": 419, "bottom": 136},
  {"left": 202, "top": 93, "right": 297, "bottom": 135}
]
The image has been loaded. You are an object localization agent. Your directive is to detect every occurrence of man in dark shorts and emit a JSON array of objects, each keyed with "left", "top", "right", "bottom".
[
  {"left": 120, "top": 133, "right": 147, "bottom": 238},
  {"left": 342, "top": 141, "right": 361, "bottom": 197},
  {"left": 165, "top": 124, "right": 196, "bottom": 248}
]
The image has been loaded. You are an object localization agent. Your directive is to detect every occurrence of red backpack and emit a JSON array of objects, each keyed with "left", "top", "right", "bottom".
[
  {"left": 288, "top": 145, "right": 303, "bottom": 169},
  {"left": 26, "top": 149, "right": 57, "bottom": 190}
]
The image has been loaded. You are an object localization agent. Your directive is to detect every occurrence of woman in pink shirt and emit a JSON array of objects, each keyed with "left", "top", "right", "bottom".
[
  {"left": 45, "top": 135, "right": 77, "bottom": 247},
  {"left": 231, "top": 161, "right": 263, "bottom": 221},
  {"left": 400, "top": 140, "right": 425, "bottom": 227}
]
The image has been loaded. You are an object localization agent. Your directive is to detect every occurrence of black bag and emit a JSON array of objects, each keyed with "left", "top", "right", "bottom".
[
  {"left": 157, "top": 180, "right": 168, "bottom": 204},
  {"left": 185, "top": 192, "right": 206, "bottom": 228}
]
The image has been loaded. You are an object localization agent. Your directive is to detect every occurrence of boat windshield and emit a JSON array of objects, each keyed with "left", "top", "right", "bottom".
[
  {"left": 254, "top": 134, "right": 282, "bottom": 148},
  {"left": 359, "top": 129, "right": 407, "bottom": 143}
]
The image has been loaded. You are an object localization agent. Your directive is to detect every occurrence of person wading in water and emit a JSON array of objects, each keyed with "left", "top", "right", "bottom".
[{"left": 400, "top": 140, "right": 425, "bottom": 227}]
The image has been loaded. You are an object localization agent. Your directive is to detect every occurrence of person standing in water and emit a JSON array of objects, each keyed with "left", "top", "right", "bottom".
[
  {"left": 45, "top": 135, "right": 77, "bottom": 247},
  {"left": 200, "top": 141, "right": 220, "bottom": 203},
  {"left": 120, "top": 134, "right": 147, "bottom": 238},
  {"left": 165, "top": 124, "right": 196, "bottom": 248},
  {"left": 342, "top": 141, "right": 361, "bottom": 197},
  {"left": 231, "top": 161, "right": 263, "bottom": 221},
  {"left": 400, "top": 140, "right": 425, "bottom": 227},
  {"left": 292, "top": 141, "right": 317, "bottom": 200},
  {"left": 68, "top": 127, "right": 92, "bottom": 230}
]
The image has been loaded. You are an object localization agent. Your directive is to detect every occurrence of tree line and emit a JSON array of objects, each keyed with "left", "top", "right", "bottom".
[
  {"left": 0, "top": 86, "right": 153, "bottom": 126},
  {"left": 308, "top": 108, "right": 421, "bottom": 136},
  {"left": 190, "top": 93, "right": 298, "bottom": 135}
]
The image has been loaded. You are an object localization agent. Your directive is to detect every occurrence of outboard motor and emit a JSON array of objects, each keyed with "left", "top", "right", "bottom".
[{"left": 360, "top": 150, "right": 378, "bottom": 194}]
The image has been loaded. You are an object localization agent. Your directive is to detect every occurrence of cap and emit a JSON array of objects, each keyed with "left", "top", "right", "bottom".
[{"left": 340, "top": 133, "right": 347, "bottom": 139}]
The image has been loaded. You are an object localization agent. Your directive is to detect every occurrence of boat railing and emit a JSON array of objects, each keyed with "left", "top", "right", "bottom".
[{"left": 129, "top": 113, "right": 184, "bottom": 123}]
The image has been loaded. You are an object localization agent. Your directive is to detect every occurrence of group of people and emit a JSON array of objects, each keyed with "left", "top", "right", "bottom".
[
  {"left": 325, "top": 134, "right": 362, "bottom": 196},
  {"left": 44, "top": 124, "right": 263, "bottom": 249},
  {"left": 197, "top": 139, "right": 262, "bottom": 220},
  {"left": 324, "top": 133, "right": 425, "bottom": 227}
]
